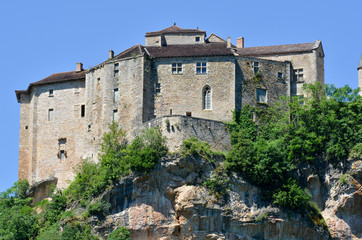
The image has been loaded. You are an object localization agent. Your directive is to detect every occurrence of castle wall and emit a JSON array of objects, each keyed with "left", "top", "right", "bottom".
[
  {"left": 163, "top": 33, "right": 205, "bottom": 45},
  {"left": 144, "top": 115, "right": 231, "bottom": 152},
  {"left": 256, "top": 45, "right": 324, "bottom": 96},
  {"left": 18, "top": 80, "right": 87, "bottom": 188},
  {"left": 236, "top": 57, "right": 291, "bottom": 107},
  {"left": 152, "top": 56, "right": 235, "bottom": 122}
]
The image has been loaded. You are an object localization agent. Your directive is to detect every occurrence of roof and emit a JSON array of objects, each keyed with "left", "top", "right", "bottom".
[
  {"left": 145, "top": 25, "right": 206, "bottom": 37},
  {"left": 15, "top": 70, "right": 86, "bottom": 102},
  {"left": 113, "top": 44, "right": 146, "bottom": 60},
  {"left": 236, "top": 41, "right": 321, "bottom": 56},
  {"left": 145, "top": 43, "right": 234, "bottom": 58}
]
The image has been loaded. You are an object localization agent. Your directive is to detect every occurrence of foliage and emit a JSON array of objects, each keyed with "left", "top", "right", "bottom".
[
  {"left": 107, "top": 226, "right": 131, "bottom": 240},
  {"left": 203, "top": 166, "right": 229, "bottom": 200},
  {"left": 61, "top": 222, "right": 98, "bottom": 240},
  {"left": 183, "top": 137, "right": 223, "bottom": 162},
  {"left": 86, "top": 200, "right": 111, "bottom": 217}
]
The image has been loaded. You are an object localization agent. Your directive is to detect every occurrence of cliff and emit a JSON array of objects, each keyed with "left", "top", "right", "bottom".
[{"left": 64, "top": 154, "right": 361, "bottom": 240}]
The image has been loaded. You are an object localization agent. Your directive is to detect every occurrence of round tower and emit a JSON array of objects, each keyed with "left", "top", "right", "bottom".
[{"left": 358, "top": 55, "right": 362, "bottom": 96}]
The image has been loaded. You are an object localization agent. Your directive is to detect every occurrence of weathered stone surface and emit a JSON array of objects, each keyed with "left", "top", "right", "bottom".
[{"left": 94, "top": 154, "right": 330, "bottom": 240}]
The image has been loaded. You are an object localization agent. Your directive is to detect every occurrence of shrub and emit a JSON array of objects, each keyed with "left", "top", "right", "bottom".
[
  {"left": 107, "top": 226, "right": 130, "bottom": 240},
  {"left": 183, "top": 137, "right": 222, "bottom": 162},
  {"left": 61, "top": 222, "right": 98, "bottom": 240},
  {"left": 87, "top": 200, "right": 111, "bottom": 216}
]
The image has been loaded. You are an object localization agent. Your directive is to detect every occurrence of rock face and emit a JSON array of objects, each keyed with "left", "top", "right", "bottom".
[
  {"left": 319, "top": 160, "right": 362, "bottom": 240},
  {"left": 92, "top": 155, "right": 333, "bottom": 240}
]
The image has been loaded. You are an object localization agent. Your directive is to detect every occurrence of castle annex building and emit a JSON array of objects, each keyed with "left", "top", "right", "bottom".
[{"left": 16, "top": 25, "right": 325, "bottom": 189}]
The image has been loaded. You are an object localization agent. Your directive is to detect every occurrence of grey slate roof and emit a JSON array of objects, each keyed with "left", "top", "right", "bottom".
[
  {"left": 145, "top": 25, "right": 206, "bottom": 37},
  {"left": 236, "top": 42, "right": 320, "bottom": 56},
  {"left": 145, "top": 43, "right": 234, "bottom": 58}
]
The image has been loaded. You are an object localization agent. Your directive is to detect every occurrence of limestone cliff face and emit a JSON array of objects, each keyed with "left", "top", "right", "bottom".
[{"left": 82, "top": 154, "right": 359, "bottom": 240}]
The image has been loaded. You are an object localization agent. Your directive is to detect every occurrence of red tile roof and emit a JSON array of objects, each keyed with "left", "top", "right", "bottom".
[{"left": 145, "top": 25, "right": 206, "bottom": 37}]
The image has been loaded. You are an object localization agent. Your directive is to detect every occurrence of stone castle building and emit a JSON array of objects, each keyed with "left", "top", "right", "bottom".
[{"left": 16, "top": 25, "right": 325, "bottom": 189}]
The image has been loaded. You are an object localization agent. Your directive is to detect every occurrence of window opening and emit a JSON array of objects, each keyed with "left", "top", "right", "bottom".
[
  {"left": 172, "top": 63, "right": 182, "bottom": 74},
  {"left": 60, "top": 150, "right": 66, "bottom": 160},
  {"left": 203, "top": 86, "right": 211, "bottom": 110},
  {"left": 253, "top": 62, "right": 259, "bottom": 74},
  {"left": 256, "top": 88, "right": 267, "bottom": 103},
  {"left": 113, "top": 88, "right": 119, "bottom": 102},
  {"left": 278, "top": 72, "right": 283, "bottom": 79},
  {"left": 81, "top": 105, "right": 85, "bottom": 117},
  {"left": 195, "top": 36, "right": 200, "bottom": 42},
  {"left": 196, "top": 62, "right": 207, "bottom": 74},
  {"left": 155, "top": 83, "right": 161, "bottom": 94},
  {"left": 293, "top": 68, "right": 304, "bottom": 82},
  {"left": 114, "top": 70, "right": 119, "bottom": 77},
  {"left": 186, "top": 112, "right": 192, "bottom": 117},
  {"left": 113, "top": 109, "right": 118, "bottom": 122},
  {"left": 48, "top": 109, "right": 53, "bottom": 121},
  {"left": 49, "top": 89, "right": 54, "bottom": 97}
]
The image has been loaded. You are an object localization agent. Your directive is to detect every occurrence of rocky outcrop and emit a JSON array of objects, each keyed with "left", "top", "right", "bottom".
[{"left": 90, "top": 155, "right": 331, "bottom": 240}]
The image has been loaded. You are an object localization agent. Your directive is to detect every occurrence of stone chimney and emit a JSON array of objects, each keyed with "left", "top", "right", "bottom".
[
  {"left": 237, "top": 37, "right": 244, "bottom": 48},
  {"left": 358, "top": 54, "right": 362, "bottom": 96},
  {"left": 76, "top": 62, "right": 83, "bottom": 72},
  {"left": 109, "top": 50, "right": 114, "bottom": 59},
  {"left": 227, "top": 36, "right": 231, "bottom": 48}
]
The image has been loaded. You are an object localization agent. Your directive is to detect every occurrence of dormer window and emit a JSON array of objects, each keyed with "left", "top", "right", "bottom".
[{"left": 195, "top": 37, "right": 200, "bottom": 42}]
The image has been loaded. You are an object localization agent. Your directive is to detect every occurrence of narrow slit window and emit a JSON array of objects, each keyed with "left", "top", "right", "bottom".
[
  {"left": 60, "top": 150, "right": 66, "bottom": 160},
  {"left": 113, "top": 88, "right": 119, "bottom": 102},
  {"left": 155, "top": 83, "right": 161, "bottom": 94},
  {"left": 113, "top": 109, "right": 118, "bottom": 122},
  {"left": 49, "top": 89, "right": 54, "bottom": 97},
  {"left": 81, "top": 105, "right": 85, "bottom": 117},
  {"left": 48, "top": 109, "right": 53, "bottom": 121},
  {"left": 203, "top": 86, "right": 211, "bottom": 110},
  {"left": 253, "top": 62, "right": 259, "bottom": 74}
]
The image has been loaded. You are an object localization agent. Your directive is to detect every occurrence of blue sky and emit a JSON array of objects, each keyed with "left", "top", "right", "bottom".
[{"left": 0, "top": 0, "right": 361, "bottom": 192}]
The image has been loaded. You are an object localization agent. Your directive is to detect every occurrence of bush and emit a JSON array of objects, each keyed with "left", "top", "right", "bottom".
[
  {"left": 107, "top": 226, "right": 130, "bottom": 240},
  {"left": 183, "top": 137, "right": 222, "bottom": 162},
  {"left": 87, "top": 200, "right": 110, "bottom": 216},
  {"left": 61, "top": 222, "right": 98, "bottom": 240}
]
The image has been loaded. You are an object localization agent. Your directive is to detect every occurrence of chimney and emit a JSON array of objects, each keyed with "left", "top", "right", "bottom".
[
  {"left": 76, "top": 62, "right": 83, "bottom": 72},
  {"left": 109, "top": 50, "right": 114, "bottom": 59},
  {"left": 237, "top": 37, "right": 244, "bottom": 48},
  {"left": 227, "top": 36, "right": 231, "bottom": 48}
]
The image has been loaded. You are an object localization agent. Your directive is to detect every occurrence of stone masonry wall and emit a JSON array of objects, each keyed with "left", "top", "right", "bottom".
[
  {"left": 19, "top": 80, "right": 87, "bottom": 189},
  {"left": 143, "top": 115, "right": 231, "bottom": 152},
  {"left": 152, "top": 56, "right": 235, "bottom": 122},
  {"left": 236, "top": 57, "right": 291, "bottom": 107}
]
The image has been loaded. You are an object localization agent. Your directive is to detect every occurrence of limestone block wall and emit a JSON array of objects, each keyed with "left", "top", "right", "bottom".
[
  {"left": 236, "top": 57, "right": 291, "bottom": 107},
  {"left": 256, "top": 44, "right": 324, "bottom": 96},
  {"left": 18, "top": 80, "right": 87, "bottom": 189},
  {"left": 163, "top": 33, "right": 205, "bottom": 45},
  {"left": 152, "top": 56, "right": 235, "bottom": 122},
  {"left": 143, "top": 115, "right": 231, "bottom": 152}
]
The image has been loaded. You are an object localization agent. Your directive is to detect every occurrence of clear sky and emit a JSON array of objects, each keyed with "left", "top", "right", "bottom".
[{"left": 1, "top": 0, "right": 361, "bottom": 192}]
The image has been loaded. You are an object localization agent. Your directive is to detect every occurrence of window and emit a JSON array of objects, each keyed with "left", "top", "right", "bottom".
[
  {"left": 203, "top": 86, "right": 211, "bottom": 110},
  {"left": 186, "top": 112, "right": 192, "bottom": 117},
  {"left": 97, "top": 77, "right": 101, "bottom": 85},
  {"left": 155, "top": 83, "right": 161, "bottom": 94},
  {"left": 278, "top": 72, "right": 283, "bottom": 79},
  {"left": 49, "top": 89, "right": 54, "bottom": 97},
  {"left": 195, "top": 36, "right": 200, "bottom": 42},
  {"left": 293, "top": 68, "right": 304, "bottom": 82},
  {"left": 60, "top": 150, "right": 65, "bottom": 159},
  {"left": 172, "top": 63, "right": 182, "bottom": 74},
  {"left": 114, "top": 63, "right": 119, "bottom": 68},
  {"left": 113, "top": 88, "right": 119, "bottom": 102},
  {"left": 48, "top": 109, "right": 53, "bottom": 121},
  {"left": 253, "top": 62, "right": 259, "bottom": 74},
  {"left": 196, "top": 62, "right": 207, "bottom": 74},
  {"left": 256, "top": 89, "right": 267, "bottom": 103},
  {"left": 81, "top": 105, "right": 85, "bottom": 117},
  {"left": 114, "top": 69, "right": 119, "bottom": 77},
  {"left": 113, "top": 110, "right": 118, "bottom": 122}
]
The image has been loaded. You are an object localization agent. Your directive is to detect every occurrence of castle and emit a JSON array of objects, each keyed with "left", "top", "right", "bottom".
[{"left": 16, "top": 25, "right": 325, "bottom": 190}]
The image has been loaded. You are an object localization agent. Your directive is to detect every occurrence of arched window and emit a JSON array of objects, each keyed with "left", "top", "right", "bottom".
[{"left": 203, "top": 86, "right": 211, "bottom": 110}]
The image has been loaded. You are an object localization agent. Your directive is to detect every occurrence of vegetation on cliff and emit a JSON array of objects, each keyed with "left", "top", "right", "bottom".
[{"left": 0, "top": 83, "right": 360, "bottom": 239}]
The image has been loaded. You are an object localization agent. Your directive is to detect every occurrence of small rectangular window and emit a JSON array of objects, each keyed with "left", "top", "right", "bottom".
[
  {"left": 113, "top": 88, "right": 119, "bottom": 102},
  {"left": 97, "top": 77, "right": 101, "bottom": 85},
  {"left": 253, "top": 62, "right": 259, "bottom": 74},
  {"left": 114, "top": 70, "right": 119, "bottom": 77},
  {"left": 293, "top": 68, "right": 304, "bottom": 82},
  {"left": 186, "top": 112, "right": 192, "bottom": 117},
  {"left": 195, "top": 36, "right": 200, "bottom": 42},
  {"left": 256, "top": 89, "right": 267, "bottom": 103},
  {"left": 49, "top": 89, "right": 54, "bottom": 97},
  {"left": 81, "top": 105, "right": 85, "bottom": 117},
  {"left": 172, "top": 63, "right": 182, "bottom": 74},
  {"left": 196, "top": 62, "right": 207, "bottom": 74},
  {"left": 114, "top": 63, "right": 119, "bottom": 68},
  {"left": 60, "top": 150, "right": 66, "bottom": 160},
  {"left": 155, "top": 83, "right": 161, "bottom": 94},
  {"left": 48, "top": 109, "right": 53, "bottom": 121},
  {"left": 113, "top": 110, "right": 118, "bottom": 122},
  {"left": 278, "top": 72, "right": 283, "bottom": 79}
]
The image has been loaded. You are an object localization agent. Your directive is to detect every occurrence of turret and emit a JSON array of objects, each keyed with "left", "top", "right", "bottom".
[{"left": 358, "top": 55, "right": 362, "bottom": 96}]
